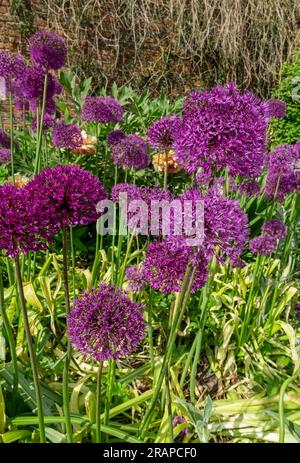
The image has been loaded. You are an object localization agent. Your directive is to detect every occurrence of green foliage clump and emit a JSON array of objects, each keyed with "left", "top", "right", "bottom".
[{"left": 270, "top": 50, "right": 300, "bottom": 147}]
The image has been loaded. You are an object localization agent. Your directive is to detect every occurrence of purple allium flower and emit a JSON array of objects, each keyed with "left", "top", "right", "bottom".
[
  {"left": 52, "top": 121, "right": 83, "bottom": 149},
  {"left": 0, "top": 148, "right": 11, "bottom": 165},
  {"left": 0, "top": 51, "right": 26, "bottom": 80},
  {"left": 29, "top": 30, "right": 67, "bottom": 70},
  {"left": 82, "top": 97, "right": 124, "bottom": 123},
  {"left": 111, "top": 134, "right": 150, "bottom": 169},
  {"left": 22, "top": 65, "right": 59, "bottom": 100},
  {"left": 173, "top": 416, "right": 189, "bottom": 437},
  {"left": 180, "top": 188, "right": 249, "bottom": 261},
  {"left": 0, "top": 183, "right": 55, "bottom": 258},
  {"left": 142, "top": 236, "right": 208, "bottom": 294},
  {"left": 29, "top": 96, "right": 57, "bottom": 115},
  {"left": 195, "top": 167, "right": 214, "bottom": 189},
  {"left": 25, "top": 165, "right": 106, "bottom": 229},
  {"left": 238, "top": 179, "right": 261, "bottom": 198},
  {"left": 264, "top": 142, "right": 300, "bottom": 202},
  {"left": 107, "top": 129, "right": 126, "bottom": 146},
  {"left": 147, "top": 115, "right": 180, "bottom": 151},
  {"left": 111, "top": 183, "right": 174, "bottom": 235},
  {"left": 174, "top": 82, "right": 268, "bottom": 177},
  {"left": 0, "top": 129, "right": 11, "bottom": 148},
  {"left": 125, "top": 265, "right": 147, "bottom": 292},
  {"left": 67, "top": 283, "right": 145, "bottom": 361},
  {"left": 262, "top": 219, "right": 287, "bottom": 240},
  {"left": 32, "top": 113, "right": 55, "bottom": 133},
  {"left": 249, "top": 235, "right": 277, "bottom": 256},
  {"left": 263, "top": 98, "right": 286, "bottom": 119}
]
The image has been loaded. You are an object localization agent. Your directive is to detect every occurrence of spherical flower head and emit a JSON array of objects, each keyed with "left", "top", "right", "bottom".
[
  {"left": 0, "top": 148, "right": 11, "bottom": 165},
  {"left": 82, "top": 97, "right": 124, "bottom": 123},
  {"left": 111, "top": 134, "right": 150, "bottom": 169},
  {"left": 25, "top": 165, "right": 106, "bottom": 229},
  {"left": 264, "top": 142, "right": 300, "bottom": 202},
  {"left": 249, "top": 235, "right": 277, "bottom": 256},
  {"left": 147, "top": 115, "right": 180, "bottom": 151},
  {"left": 111, "top": 183, "right": 174, "bottom": 235},
  {"left": 67, "top": 283, "right": 145, "bottom": 361},
  {"left": 107, "top": 129, "right": 126, "bottom": 146},
  {"left": 22, "top": 65, "right": 59, "bottom": 100},
  {"left": 262, "top": 219, "right": 287, "bottom": 240},
  {"left": 0, "top": 51, "right": 26, "bottom": 80},
  {"left": 30, "top": 96, "right": 57, "bottom": 115},
  {"left": 238, "top": 179, "right": 261, "bottom": 198},
  {"left": 52, "top": 121, "right": 83, "bottom": 149},
  {"left": 180, "top": 188, "right": 249, "bottom": 261},
  {"left": 32, "top": 113, "right": 55, "bottom": 133},
  {"left": 29, "top": 30, "right": 67, "bottom": 70},
  {"left": 125, "top": 265, "right": 147, "bottom": 292},
  {"left": 0, "top": 183, "right": 55, "bottom": 257},
  {"left": 174, "top": 82, "right": 268, "bottom": 177},
  {"left": 195, "top": 167, "right": 214, "bottom": 190},
  {"left": 0, "top": 129, "right": 11, "bottom": 149},
  {"left": 142, "top": 236, "right": 208, "bottom": 294},
  {"left": 263, "top": 98, "right": 286, "bottom": 119}
]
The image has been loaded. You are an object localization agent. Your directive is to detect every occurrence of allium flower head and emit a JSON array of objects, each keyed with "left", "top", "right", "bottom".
[
  {"left": 249, "top": 235, "right": 277, "bottom": 256},
  {"left": 0, "top": 183, "right": 55, "bottom": 257},
  {"left": 107, "top": 130, "right": 126, "bottom": 146},
  {"left": 0, "top": 51, "right": 26, "bottom": 80},
  {"left": 264, "top": 142, "right": 300, "bottom": 202},
  {"left": 67, "top": 283, "right": 145, "bottom": 361},
  {"left": 142, "top": 236, "right": 208, "bottom": 294},
  {"left": 174, "top": 82, "right": 268, "bottom": 177},
  {"left": 0, "top": 129, "right": 11, "bottom": 149},
  {"left": 262, "top": 219, "right": 287, "bottom": 240},
  {"left": 263, "top": 98, "right": 286, "bottom": 119},
  {"left": 82, "top": 97, "right": 124, "bottom": 123},
  {"left": 0, "top": 148, "right": 11, "bottom": 165},
  {"left": 238, "top": 179, "right": 261, "bottom": 198},
  {"left": 29, "top": 96, "right": 57, "bottom": 115},
  {"left": 25, "top": 165, "right": 106, "bottom": 228},
  {"left": 147, "top": 115, "right": 180, "bottom": 151},
  {"left": 111, "top": 134, "right": 150, "bottom": 169},
  {"left": 111, "top": 183, "right": 174, "bottom": 235},
  {"left": 29, "top": 31, "right": 67, "bottom": 70},
  {"left": 22, "top": 65, "right": 59, "bottom": 100},
  {"left": 32, "top": 113, "right": 55, "bottom": 133},
  {"left": 52, "top": 121, "right": 83, "bottom": 149},
  {"left": 125, "top": 265, "right": 147, "bottom": 292},
  {"left": 180, "top": 188, "right": 249, "bottom": 261}
]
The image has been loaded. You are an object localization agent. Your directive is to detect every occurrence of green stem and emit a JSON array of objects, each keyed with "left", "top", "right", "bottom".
[
  {"left": 15, "top": 254, "right": 46, "bottom": 442},
  {"left": 95, "top": 361, "right": 103, "bottom": 443},
  {"left": 9, "top": 82, "right": 15, "bottom": 184},
  {"left": 163, "top": 150, "right": 168, "bottom": 190},
  {"left": 62, "top": 226, "right": 73, "bottom": 443},
  {"left": 165, "top": 370, "right": 173, "bottom": 443},
  {"left": 139, "top": 263, "right": 195, "bottom": 440},
  {"left": 190, "top": 285, "right": 209, "bottom": 403},
  {"left": 104, "top": 358, "right": 116, "bottom": 442},
  {"left": 34, "top": 72, "right": 48, "bottom": 175},
  {"left": 279, "top": 368, "right": 300, "bottom": 443},
  {"left": 0, "top": 270, "right": 18, "bottom": 413}
]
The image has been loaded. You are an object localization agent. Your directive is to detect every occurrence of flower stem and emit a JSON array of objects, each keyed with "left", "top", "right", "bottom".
[
  {"left": 62, "top": 225, "right": 73, "bottom": 443},
  {"left": 163, "top": 150, "right": 168, "bottom": 190},
  {"left": 139, "top": 263, "right": 195, "bottom": 440},
  {"left": 14, "top": 254, "right": 46, "bottom": 443},
  {"left": 95, "top": 361, "right": 103, "bottom": 443},
  {"left": 0, "top": 270, "right": 18, "bottom": 413},
  {"left": 34, "top": 72, "right": 48, "bottom": 175},
  {"left": 8, "top": 82, "right": 15, "bottom": 184},
  {"left": 279, "top": 368, "right": 300, "bottom": 443}
]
